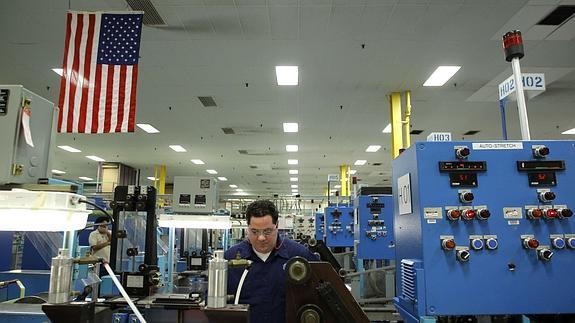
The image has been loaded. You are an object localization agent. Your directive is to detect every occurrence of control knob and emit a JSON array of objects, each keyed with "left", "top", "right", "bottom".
[
  {"left": 456, "top": 249, "right": 470, "bottom": 262},
  {"left": 537, "top": 248, "right": 553, "bottom": 261},
  {"left": 538, "top": 191, "right": 556, "bottom": 203},
  {"left": 459, "top": 191, "right": 474, "bottom": 203}
]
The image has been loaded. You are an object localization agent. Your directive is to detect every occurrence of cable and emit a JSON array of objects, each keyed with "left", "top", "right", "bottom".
[
  {"left": 79, "top": 199, "right": 114, "bottom": 223},
  {"left": 234, "top": 267, "right": 250, "bottom": 305}
]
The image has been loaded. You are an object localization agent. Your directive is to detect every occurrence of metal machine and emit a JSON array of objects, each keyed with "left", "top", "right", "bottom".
[
  {"left": 324, "top": 205, "right": 354, "bottom": 248},
  {"left": 314, "top": 212, "right": 324, "bottom": 242},
  {"left": 172, "top": 176, "right": 218, "bottom": 214},
  {"left": 393, "top": 140, "right": 575, "bottom": 322},
  {"left": 354, "top": 194, "right": 394, "bottom": 260}
]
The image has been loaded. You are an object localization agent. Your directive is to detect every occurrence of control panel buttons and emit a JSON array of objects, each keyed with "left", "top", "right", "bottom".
[
  {"left": 537, "top": 248, "right": 553, "bottom": 261},
  {"left": 446, "top": 209, "right": 461, "bottom": 221},
  {"left": 456, "top": 249, "right": 471, "bottom": 262},
  {"left": 538, "top": 191, "right": 556, "bottom": 203},
  {"left": 523, "top": 237, "right": 540, "bottom": 249},
  {"left": 551, "top": 237, "right": 566, "bottom": 249},
  {"left": 485, "top": 238, "right": 498, "bottom": 250},
  {"left": 476, "top": 208, "right": 491, "bottom": 220},
  {"left": 527, "top": 208, "right": 543, "bottom": 220},
  {"left": 441, "top": 238, "right": 456, "bottom": 250},
  {"left": 459, "top": 191, "right": 474, "bottom": 203},
  {"left": 461, "top": 209, "right": 476, "bottom": 221},
  {"left": 544, "top": 209, "right": 558, "bottom": 220},
  {"left": 566, "top": 238, "right": 575, "bottom": 249},
  {"left": 470, "top": 238, "right": 484, "bottom": 250},
  {"left": 533, "top": 146, "right": 550, "bottom": 158},
  {"left": 557, "top": 208, "right": 573, "bottom": 219},
  {"left": 456, "top": 147, "right": 470, "bottom": 159}
]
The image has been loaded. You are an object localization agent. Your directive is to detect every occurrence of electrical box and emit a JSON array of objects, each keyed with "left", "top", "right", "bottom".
[
  {"left": 0, "top": 85, "right": 57, "bottom": 184},
  {"left": 172, "top": 177, "right": 218, "bottom": 214},
  {"left": 354, "top": 194, "right": 395, "bottom": 260},
  {"left": 393, "top": 141, "right": 575, "bottom": 321},
  {"left": 325, "top": 205, "right": 354, "bottom": 247},
  {"left": 294, "top": 214, "right": 315, "bottom": 240},
  {"left": 314, "top": 212, "right": 324, "bottom": 242}
]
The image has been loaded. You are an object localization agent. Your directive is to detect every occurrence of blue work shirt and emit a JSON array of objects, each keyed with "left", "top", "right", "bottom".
[{"left": 224, "top": 236, "right": 319, "bottom": 323}]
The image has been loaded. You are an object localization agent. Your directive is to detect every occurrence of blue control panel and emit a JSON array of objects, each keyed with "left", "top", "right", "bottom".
[
  {"left": 325, "top": 205, "right": 354, "bottom": 247},
  {"left": 393, "top": 141, "right": 575, "bottom": 321},
  {"left": 354, "top": 194, "right": 395, "bottom": 260},
  {"left": 315, "top": 212, "right": 324, "bottom": 242}
]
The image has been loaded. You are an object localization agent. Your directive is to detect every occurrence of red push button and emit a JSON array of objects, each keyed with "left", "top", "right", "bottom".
[
  {"left": 462, "top": 209, "right": 476, "bottom": 221},
  {"left": 545, "top": 209, "right": 558, "bottom": 220}
]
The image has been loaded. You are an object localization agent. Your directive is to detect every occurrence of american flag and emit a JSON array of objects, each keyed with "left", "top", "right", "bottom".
[{"left": 58, "top": 11, "right": 143, "bottom": 133}]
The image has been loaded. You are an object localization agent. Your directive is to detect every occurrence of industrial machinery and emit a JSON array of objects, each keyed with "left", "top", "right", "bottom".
[
  {"left": 354, "top": 194, "right": 394, "bottom": 260},
  {"left": 314, "top": 212, "right": 324, "bottom": 242},
  {"left": 324, "top": 205, "right": 354, "bottom": 248},
  {"left": 294, "top": 214, "right": 315, "bottom": 240},
  {"left": 393, "top": 140, "right": 575, "bottom": 322},
  {"left": 172, "top": 176, "right": 218, "bottom": 214}
]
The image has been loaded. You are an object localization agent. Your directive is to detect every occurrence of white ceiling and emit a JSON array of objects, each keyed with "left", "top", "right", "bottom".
[{"left": 1, "top": 0, "right": 575, "bottom": 197}]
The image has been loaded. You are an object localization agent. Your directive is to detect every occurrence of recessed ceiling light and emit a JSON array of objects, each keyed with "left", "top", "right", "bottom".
[
  {"left": 51, "top": 169, "right": 66, "bottom": 175},
  {"left": 288, "top": 159, "right": 298, "bottom": 165},
  {"left": 354, "top": 160, "right": 367, "bottom": 166},
  {"left": 191, "top": 159, "right": 205, "bottom": 165},
  {"left": 78, "top": 176, "right": 93, "bottom": 181},
  {"left": 286, "top": 145, "right": 299, "bottom": 152},
  {"left": 206, "top": 169, "right": 218, "bottom": 174},
  {"left": 291, "top": 184, "right": 298, "bottom": 188},
  {"left": 423, "top": 66, "right": 461, "bottom": 86},
  {"left": 86, "top": 155, "right": 105, "bottom": 162},
  {"left": 283, "top": 122, "right": 299, "bottom": 133},
  {"left": 289, "top": 169, "right": 299, "bottom": 175},
  {"left": 349, "top": 170, "right": 357, "bottom": 175},
  {"left": 366, "top": 145, "right": 381, "bottom": 152},
  {"left": 382, "top": 123, "right": 392, "bottom": 134},
  {"left": 561, "top": 127, "right": 575, "bottom": 135},
  {"left": 136, "top": 124, "right": 160, "bottom": 133},
  {"left": 147, "top": 176, "right": 157, "bottom": 181},
  {"left": 229, "top": 184, "right": 238, "bottom": 188},
  {"left": 217, "top": 177, "right": 228, "bottom": 181},
  {"left": 292, "top": 189, "right": 299, "bottom": 193},
  {"left": 275, "top": 66, "right": 298, "bottom": 85},
  {"left": 52, "top": 68, "right": 63, "bottom": 76},
  {"left": 334, "top": 185, "right": 341, "bottom": 188},
  {"left": 169, "top": 145, "right": 187, "bottom": 152},
  {"left": 58, "top": 145, "right": 81, "bottom": 153},
  {"left": 290, "top": 177, "right": 299, "bottom": 182},
  {"left": 236, "top": 188, "right": 244, "bottom": 192}
]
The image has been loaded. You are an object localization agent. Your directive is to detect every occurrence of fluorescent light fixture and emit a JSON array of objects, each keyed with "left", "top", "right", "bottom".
[
  {"left": 217, "top": 177, "right": 228, "bottom": 181},
  {"left": 349, "top": 169, "right": 357, "bottom": 175},
  {"left": 275, "top": 66, "right": 299, "bottom": 85},
  {"left": 229, "top": 184, "right": 238, "bottom": 188},
  {"left": 290, "top": 177, "right": 299, "bottom": 182},
  {"left": 169, "top": 145, "right": 187, "bottom": 152},
  {"left": 236, "top": 188, "right": 244, "bottom": 192},
  {"left": 291, "top": 184, "right": 298, "bottom": 188},
  {"left": 158, "top": 214, "right": 231, "bottom": 230},
  {"left": 286, "top": 145, "right": 299, "bottom": 152},
  {"left": 0, "top": 190, "right": 90, "bottom": 231},
  {"left": 283, "top": 122, "right": 299, "bottom": 133},
  {"left": 423, "top": 66, "right": 461, "bottom": 87},
  {"left": 382, "top": 123, "right": 392, "bottom": 134},
  {"left": 289, "top": 169, "right": 299, "bottom": 175},
  {"left": 366, "top": 145, "right": 381, "bottom": 152},
  {"left": 288, "top": 159, "right": 299, "bottom": 165},
  {"left": 51, "top": 169, "right": 66, "bottom": 175},
  {"left": 334, "top": 185, "right": 341, "bottom": 188},
  {"left": 292, "top": 189, "right": 299, "bottom": 193},
  {"left": 206, "top": 169, "right": 218, "bottom": 174},
  {"left": 78, "top": 176, "right": 93, "bottom": 181},
  {"left": 147, "top": 176, "right": 157, "bottom": 181},
  {"left": 561, "top": 128, "right": 575, "bottom": 135},
  {"left": 136, "top": 123, "right": 160, "bottom": 133},
  {"left": 354, "top": 160, "right": 367, "bottom": 166},
  {"left": 52, "top": 68, "right": 63, "bottom": 76},
  {"left": 191, "top": 159, "right": 205, "bottom": 165},
  {"left": 86, "top": 155, "right": 105, "bottom": 162},
  {"left": 58, "top": 145, "right": 81, "bottom": 153}
]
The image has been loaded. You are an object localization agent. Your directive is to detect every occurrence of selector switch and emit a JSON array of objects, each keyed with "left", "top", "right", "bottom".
[
  {"left": 470, "top": 238, "right": 484, "bottom": 250},
  {"left": 544, "top": 209, "right": 559, "bottom": 220},
  {"left": 461, "top": 209, "right": 476, "bottom": 221},
  {"left": 446, "top": 209, "right": 461, "bottom": 221},
  {"left": 537, "top": 248, "right": 553, "bottom": 261},
  {"left": 551, "top": 237, "right": 566, "bottom": 249},
  {"left": 527, "top": 208, "right": 543, "bottom": 220},
  {"left": 455, "top": 147, "right": 470, "bottom": 159},
  {"left": 485, "top": 238, "right": 499, "bottom": 250},
  {"left": 456, "top": 249, "right": 471, "bottom": 262},
  {"left": 459, "top": 191, "right": 474, "bottom": 203},
  {"left": 441, "top": 238, "right": 456, "bottom": 250},
  {"left": 533, "top": 146, "right": 550, "bottom": 158},
  {"left": 538, "top": 191, "right": 556, "bottom": 203},
  {"left": 523, "top": 237, "right": 540, "bottom": 249},
  {"left": 476, "top": 208, "right": 491, "bottom": 220},
  {"left": 557, "top": 208, "right": 573, "bottom": 219}
]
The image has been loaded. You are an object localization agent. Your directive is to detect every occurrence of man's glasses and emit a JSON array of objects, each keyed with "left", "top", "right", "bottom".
[{"left": 248, "top": 227, "right": 276, "bottom": 237}]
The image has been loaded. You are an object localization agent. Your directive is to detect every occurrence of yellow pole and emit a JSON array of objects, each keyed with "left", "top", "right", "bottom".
[
  {"left": 403, "top": 90, "right": 412, "bottom": 149},
  {"left": 159, "top": 165, "right": 166, "bottom": 196},
  {"left": 390, "top": 92, "right": 403, "bottom": 159},
  {"left": 340, "top": 165, "right": 349, "bottom": 196}
]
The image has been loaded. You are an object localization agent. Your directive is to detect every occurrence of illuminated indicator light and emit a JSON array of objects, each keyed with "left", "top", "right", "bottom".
[
  {"left": 462, "top": 209, "right": 476, "bottom": 220},
  {"left": 545, "top": 209, "right": 559, "bottom": 219},
  {"left": 523, "top": 238, "right": 539, "bottom": 249},
  {"left": 442, "top": 239, "right": 456, "bottom": 250},
  {"left": 447, "top": 209, "right": 461, "bottom": 221},
  {"left": 527, "top": 208, "right": 543, "bottom": 219}
]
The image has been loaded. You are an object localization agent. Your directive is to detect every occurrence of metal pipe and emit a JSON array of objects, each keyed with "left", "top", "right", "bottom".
[
  {"left": 167, "top": 226, "right": 176, "bottom": 290},
  {"left": 207, "top": 250, "right": 228, "bottom": 308},
  {"left": 344, "top": 265, "right": 395, "bottom": 278},
  {"left": 511, "top": 57, "right": 531, "bottom": 140}
]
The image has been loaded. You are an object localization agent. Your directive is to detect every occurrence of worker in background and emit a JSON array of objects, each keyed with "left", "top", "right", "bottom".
[
  {"left": 89, "top": 216, "right": 111, "bottom": 262},
  {"left": 225, "top": 200, "right": 319, "bottom": 323}
]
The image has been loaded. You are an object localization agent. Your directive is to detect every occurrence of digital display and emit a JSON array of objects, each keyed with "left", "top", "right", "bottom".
[
  {"left": 194, "top": 194, "right": 207, "bottom": 205},
  {"left": 439, "top": 161, "right": 487, "bottom": 172},
  {"left": 517, "top": 160, "right": 565, "bottom": 171},
  {"left": 449, "top": 173, "right": 478, "bottom": 187},
  {"left": 179, "top": 194, "right": 191, "bottom": 205},
  {"left": 527, "top": 172, "right": 557, "bottom": 187}
]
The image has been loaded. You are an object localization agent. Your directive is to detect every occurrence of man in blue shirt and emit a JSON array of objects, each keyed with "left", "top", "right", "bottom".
[{"left": 225, "top": 200, "right": 318, "bottom": 323}]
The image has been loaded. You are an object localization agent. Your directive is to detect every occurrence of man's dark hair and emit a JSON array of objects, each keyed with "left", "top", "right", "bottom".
[
  {"left": 245, "top": 200, "right": 278, "bottom": 225},
  {"left": 95, "top": 216, "right": 109, "bottom": 224}
]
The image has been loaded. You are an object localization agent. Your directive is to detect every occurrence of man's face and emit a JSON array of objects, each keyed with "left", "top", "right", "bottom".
[
  {"left": 247, "top": 215, "right": 278, "bottom": 254},
  {"left": 97, "top": 222, "right": 108, "bottom": 234}
]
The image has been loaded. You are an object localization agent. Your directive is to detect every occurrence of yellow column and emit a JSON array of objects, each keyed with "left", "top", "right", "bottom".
[
  {"left": 390, "top": 92, "right": 404, "bottom": 158},
  {"left": 403, "top": 90, "right": 412, "bottom": 149},
  {"left": 340, "top": 165, "right": 349, "bottom": 196},
  {"left": 158, "top": 165, "right": 166, "bottom": 195}
]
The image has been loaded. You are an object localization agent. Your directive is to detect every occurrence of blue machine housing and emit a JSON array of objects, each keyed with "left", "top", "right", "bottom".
[
  {"left": 325, "top": 204, "right": 354, "bottom": 247},
  {"left": 314, "top": 212, "right": 324, "bottom": 242},
  {"left": 354, "top": 194, "right": 395, "bottom": 260},
  {"left": 393, "top": 141, "right": 575, "bottom": 321}
]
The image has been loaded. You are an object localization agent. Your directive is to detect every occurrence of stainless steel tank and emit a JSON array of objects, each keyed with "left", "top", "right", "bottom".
[
  {"left": 48, "top": 248, "right": 73, "bottom": 303},
  {"left": 207, "top": 250, "right": 228, "bottom": 308}
]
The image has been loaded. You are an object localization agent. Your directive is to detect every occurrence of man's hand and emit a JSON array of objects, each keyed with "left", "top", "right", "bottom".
[{"left": 106, "top": 230, "right": 111, "bottom": 241}]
